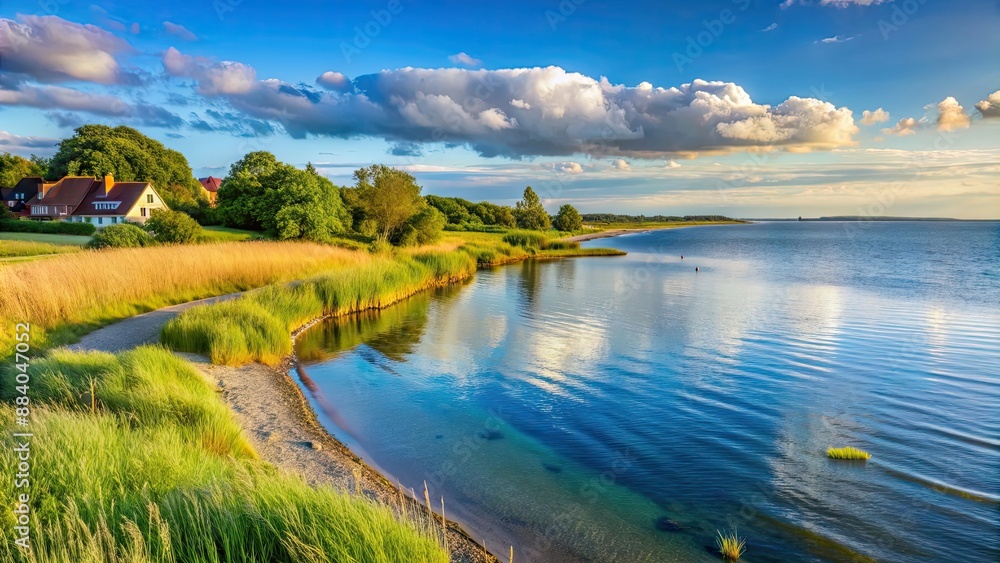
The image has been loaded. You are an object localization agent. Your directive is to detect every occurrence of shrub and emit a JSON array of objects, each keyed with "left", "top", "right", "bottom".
[
  {"left": 0, "top": 219, "right": 96, "bottom": 235},
  {"left": 145, "top": 208, "right": 203, "bottom": 244},
  {"left": 86, "top": 223, "right": 156, "bottom": 249}
]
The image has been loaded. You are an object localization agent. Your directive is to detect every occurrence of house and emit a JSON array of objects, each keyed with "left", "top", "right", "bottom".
[
  {"left": 198, "top": 176, "right": 221, "bottom": 206},
  {"left": 3, "top": 177, "right": 43, "bottom": 215},
  {"left": 24, "top": 174, "right": 169, "bottom": 227}
]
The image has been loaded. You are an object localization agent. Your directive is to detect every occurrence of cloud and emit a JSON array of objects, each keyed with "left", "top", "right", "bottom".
[
  {"left": 882, "top": 117, "right": 920, "bottom": 136},
  {"left": 389, "top": 141, "right": 423, "bottom": 157},
  {"left": 817, "top": 35, "right": 854, "bottom": 43},
  {"left": 860, "top": 108, "right": 889, "bottom": 125},
  {"left": 448, "top": 52, "right": 482, "bottom": 67},
  {"left": 0, "top": 82, "right": 182, "bottom": 128},
  {"left": 163, "top": 56, "right": 859, "bottom": 159},
  {"left": 163, "top": 21, "right": 197, "bottom": 41},
  {"left": 543, "top": 161, "right": 583, "bottom": 174},
  {"left": 612, "top": 159, "right": 631, "bottom": 170},
  {"left": 0, "top": 130, "right": 58, "bottom": 152},
  {"left": 316, "top": 71, "right": 351, "bottom": 91},
  {"left": 0, "top": 15, "right": 135, "bottom": 84},
  {"left": 666, "top": 159, "right": 682, "bottom": 168},
  {"left": 975, "top": 90, "right": 1000, "bottom": 118},
  {"left": 162, "top": 47, "right": 256, "bottom": 95},
  {"left": 761, "top": 23, "right": 778, "bottom": 32},
  {"left": 935, "top": 96, "right": 970, "bottom": 131}
]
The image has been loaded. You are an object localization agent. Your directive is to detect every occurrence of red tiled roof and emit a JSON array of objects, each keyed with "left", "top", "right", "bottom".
[
  {"left": 198, "top": 176, "right": 222, "bottom": 192},
  {"left": 24, "top": 176, "right": 94, "bottom": 213},
  {"left": 78, "top": 181, "right": 151, "bottom": 216}
]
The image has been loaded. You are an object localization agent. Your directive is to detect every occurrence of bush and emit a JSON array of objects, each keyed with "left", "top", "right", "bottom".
[
  {"left": 86, "top": 223, "right": 156, "bottom": 249},
  {"left": 553, "top": 204, "right": 583, "bottom": 232},
  {"left": 0, "top": 219, "right": 96, "bottom": 236},
  {"left": 543, "top": 240, "right": 580, "bottom": 250},
  {"left": 145, "top": 208, "right": 203, "bottom": 244}
]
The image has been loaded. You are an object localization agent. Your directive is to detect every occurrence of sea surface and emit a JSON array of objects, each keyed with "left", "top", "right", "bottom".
[{"left": 295, "top": 221, "right": 1000, "bottom": 562}]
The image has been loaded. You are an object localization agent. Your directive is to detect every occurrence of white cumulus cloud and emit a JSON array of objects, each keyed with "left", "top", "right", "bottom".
[
  {"left": 612, "top": 159, "right": 631, "bottom": 170},
  {"left": 882, "top": 117, "right": 920, "bottom": 136},
  {"left": 935, "top": 96, "right": 970, "bottom": 131},
  {"left": 448, "top": 52, "right": 482, "bottom": 67},
  {"left": 162, "top": 47, "right": 256, "bottom": 95},
  {"left": 861, "top": 108, "right": 890, "bottom": 125},
  {"left": 316, "top": 71, "right": 351, "bottom": 91},
  {"left": 975, "top": 90, "right": 1000, "bottom": 118}
]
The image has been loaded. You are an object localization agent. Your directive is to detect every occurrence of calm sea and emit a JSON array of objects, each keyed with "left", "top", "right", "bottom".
[{"left": 295, "top": 221, "right": 1000, "bottom": 562}]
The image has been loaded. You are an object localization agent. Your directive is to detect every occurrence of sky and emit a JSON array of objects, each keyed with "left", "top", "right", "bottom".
[{"left": 0, "top": 0, "right": 998, "bottom": 218}]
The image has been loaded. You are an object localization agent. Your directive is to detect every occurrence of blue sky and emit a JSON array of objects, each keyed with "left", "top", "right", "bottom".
[{"left": 1, "top": 0, "right": 998, "bottom": 217}]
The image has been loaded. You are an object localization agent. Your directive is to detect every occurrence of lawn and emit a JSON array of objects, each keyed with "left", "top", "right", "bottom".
[
  {"left": 199, "top": 225, "right": 270, "bottom": 242},
  {"left": 0, "top": 231, "right": 92, "bottom": 246}
]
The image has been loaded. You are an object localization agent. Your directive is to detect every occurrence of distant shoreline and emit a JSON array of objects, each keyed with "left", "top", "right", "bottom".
[{"left": 564, "top": 221, "right": 745, "bottom": 242}]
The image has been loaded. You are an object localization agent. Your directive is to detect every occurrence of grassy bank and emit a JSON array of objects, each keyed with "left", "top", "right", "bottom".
[
  {"left": 0, "top": 346, "right": 447, "bottom": 562},
  {"left": 0, "top": 240, "right": 83, "bottom": 261},
  {"left": 163, "top": 235, "right": 624, "bottom": 366},
  {"left": 0, "top": 241, "right": 367, "bottom": 354}
]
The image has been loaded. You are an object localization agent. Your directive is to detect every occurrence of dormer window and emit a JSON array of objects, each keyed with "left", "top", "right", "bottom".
[{"left": 93, "top": 202, "right": 121, "bottom": 210}]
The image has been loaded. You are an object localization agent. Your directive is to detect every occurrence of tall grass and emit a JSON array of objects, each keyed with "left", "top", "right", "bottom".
[
  {"left": 0, "top": 241, "right": 366, "bottom": 353},
  {"left": 162, "top": 251, "right": 478, "bottom": 365},
  {"left": 0, "top": 347, "right": 447, "bottom": 562},
  {"left": 502, "top": 230, "right": 549, "bottom": 249},
  {"left": 827, "top": 446, "right": 872, "bottom": 460}
]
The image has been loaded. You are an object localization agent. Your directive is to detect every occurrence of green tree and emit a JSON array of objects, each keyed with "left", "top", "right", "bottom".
[
  {"left": 514, "top": 186, "right": 551, "bottom": 230},
  {"left": 144, "top": 209, "right": 203, "bottom": 244},
  {"left": 217, "top": 151, "right": 349, "bottom": 241},
  {"left": 86, "top": 223, "right": 156, "bottom": 249},
  {"left": 552, "top": 204, "right": 583, "bottom": 232},
  {"left": 0, "top": 153, "right": 46, "bottom": 187},
  {"left": 392, "top": 206, "right": 446, "bottom": 246},
  {"left": 47, "top": 125, "right": 208, "bottom": 211},
  {"left": 354, "top": 165, "right": 425, "bottom": 243}
]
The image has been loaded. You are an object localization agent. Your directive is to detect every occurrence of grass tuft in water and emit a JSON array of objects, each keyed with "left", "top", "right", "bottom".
[
  {"left": 827, "top": 446, "right": 872, "bottom": 460},
  {"left": 715, "top": 528, "right": 746, "bottom": 561}
]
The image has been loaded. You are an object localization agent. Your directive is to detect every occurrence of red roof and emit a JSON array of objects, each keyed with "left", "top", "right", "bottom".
[
  {"left": 199, "top": 176, "right": 222, "bottom": 192},
  {"left": 24, "top": 176, "right": 94, "bottom": 212},
  {"left": 78, "top": 180, "right": 152, "bottom": 216}
]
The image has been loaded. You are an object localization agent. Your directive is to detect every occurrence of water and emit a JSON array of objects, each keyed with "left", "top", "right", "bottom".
[{"left": 295, "top": 222, "right": 1000, "bottom": 562}]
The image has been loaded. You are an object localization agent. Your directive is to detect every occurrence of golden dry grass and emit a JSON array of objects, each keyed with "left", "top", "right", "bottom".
[{"left": 0, "top": 241, "right": 369, "bottom": 353}]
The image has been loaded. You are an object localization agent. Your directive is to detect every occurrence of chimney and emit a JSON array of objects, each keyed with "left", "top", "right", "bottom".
[{"left": 102, "top": 173, "right": 114, "bottom": 197}]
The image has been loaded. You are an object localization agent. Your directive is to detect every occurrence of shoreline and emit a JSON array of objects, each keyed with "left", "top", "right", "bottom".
[{"left": 563, "top": 221, "right": 747, "bottom": 242}]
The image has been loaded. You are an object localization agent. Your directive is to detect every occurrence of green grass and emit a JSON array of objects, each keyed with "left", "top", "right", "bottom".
[
  {"left": 0, "top": 240, "right": 84, "bottom": 259},
  {"left": 827, "top": 446, "right": 872, "bottom": 460},
  {"left": 502, "top": 230, "right": 549, "bottom": 249},
  {"left": 0, "top": 231, "right": 92, "bottom": 246},
  {"left": 0, "top": 346, "right": 447, "bottom": 562},
  {"left": 715, "top": 528, "right": 746, "bottom": 561},
  {"left": 199, "top": 226, "right": 270, "bottom": 242}
]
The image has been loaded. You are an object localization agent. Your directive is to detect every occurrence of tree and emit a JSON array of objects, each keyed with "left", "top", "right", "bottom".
[
  {"left": 514, "top": 186, "right": 551, "bottom": 230},
  {"left": 392, "top": 206, "right": 446, "bottom": 246},
  {"left": 217, "top": 151, "right": 350, "bottom": 241},
  {"left": 145, "top": 209, "right": 203, "bottom": 244},
  {"left": 47, "top": 125, "right": 208, "bottom": 212},
  {"left": 354, "top": 165, "right": 424, "bottom": 243},
  {"left": 0, "top": 153, "right": 46, "bottom": 187},
  {"left": 86, "top": 223, "right": 156, "bottom": 249},
  {"left": 553, "top": 204, "right": 583, "bottom": 232}
]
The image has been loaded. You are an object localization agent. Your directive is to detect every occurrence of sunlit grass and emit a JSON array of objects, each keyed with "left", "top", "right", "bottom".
[
  {"left": 827, "top": 446, "right": 872, "bottom": 460},
  {"left": 0, "top": 346, "right": 447, "bottom": 562},
  {"left": 0, "top": 241, "right": 366, "bottom": 353},
  {"left": 715, "top": 528, "right": 746, "bottom": 561}
]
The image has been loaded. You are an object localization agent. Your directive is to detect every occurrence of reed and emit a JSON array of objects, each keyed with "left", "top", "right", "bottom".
[
  {"left": 502, "top": 230, "right": 549, "bottom": 249},
  {"left": 715, "top": 528, "right": 746, "bottom": 561},
  {"left": 0, "top": 346, "right": 447, "bottom": 562},
  {"left": 0, "top": 241, "right": 365, "bottom": 354},
  {"left": 827, "top": 446, "right": 872, "bottom": 460}
]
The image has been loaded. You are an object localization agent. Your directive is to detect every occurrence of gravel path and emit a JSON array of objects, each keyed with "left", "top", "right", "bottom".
[{"left": 67, "top": 291, "right": 245, "bottom": 353}]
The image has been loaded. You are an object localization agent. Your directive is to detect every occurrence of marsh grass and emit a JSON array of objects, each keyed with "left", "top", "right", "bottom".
[
  {"left": 0, "top": 241, "right": 365, "bottom": 353},
  {"left": 715, "top": 528, "right": 746, "bottom": 561},
  {"left": 827, "top": 446, "right": 872, "bottom": 460},
  {"left": 0, "top": 346, "right": 447, "bottom": 562},
  {"left": 502, "top": 230, "right": 549, "bottom": 249}
]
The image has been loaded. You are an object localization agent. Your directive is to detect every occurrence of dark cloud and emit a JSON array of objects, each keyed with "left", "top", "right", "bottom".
[{"left": 389, "top": 142, "right": 423, "bottom": 157}]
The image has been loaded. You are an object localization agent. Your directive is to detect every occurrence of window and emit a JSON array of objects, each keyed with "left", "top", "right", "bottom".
[
  {"left": 98, "top": 217, "right": 103, "bottom": 225},
  {"left": 141, "top": 207, "right": 147, "bottom": 217},
  {"left": 146, "top": 194, "right": 154, "bottom": 203}
]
